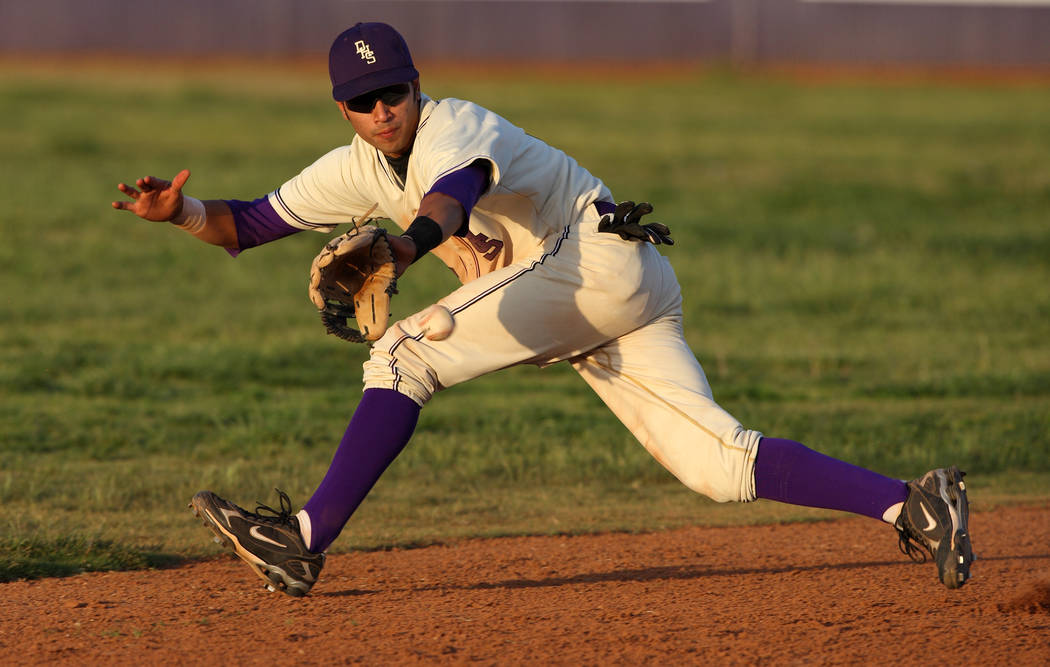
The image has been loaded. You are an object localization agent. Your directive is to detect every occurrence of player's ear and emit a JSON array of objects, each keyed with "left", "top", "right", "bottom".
[
  {"left": 412, "top": 79, "right": 421, "bottom": 104},
  {"left": 336, "top": 100, "right": 351, "bottom": 121}
]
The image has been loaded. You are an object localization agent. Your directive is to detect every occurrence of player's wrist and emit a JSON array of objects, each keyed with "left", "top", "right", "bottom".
[
  {"left": 388, "top": 234, "right": 417, "bottom": 276},
  {"left": 401, "top": 215, "right": 444, "bottom": 263},
  {"left": 171, "top": 195, "right": 207, "bottom": 233}
]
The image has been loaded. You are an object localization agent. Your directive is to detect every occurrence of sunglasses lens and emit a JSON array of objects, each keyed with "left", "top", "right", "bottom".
[
  {"left": 346, "top": 84, "right": 411, "bottom": 113},
  {"left": 379, "top": 89, "right": 408, "bottom": 106}
]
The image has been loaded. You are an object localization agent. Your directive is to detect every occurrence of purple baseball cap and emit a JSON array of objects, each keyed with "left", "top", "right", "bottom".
[{"left": 329, "top": 23, "right": 419, "bottom": 102}]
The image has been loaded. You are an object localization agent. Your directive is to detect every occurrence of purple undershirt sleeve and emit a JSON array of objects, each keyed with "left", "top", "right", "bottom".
[
  {"left": 427, "top": 160, "right": 491, "bottom": 224},
  {"left": 222, "top": 196, "right": 302, "bottom": 257}
]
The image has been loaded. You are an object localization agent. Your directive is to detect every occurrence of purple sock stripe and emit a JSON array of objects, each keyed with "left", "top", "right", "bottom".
[{"left": 753, "top": 437, "right": 907, "bottom": 521}]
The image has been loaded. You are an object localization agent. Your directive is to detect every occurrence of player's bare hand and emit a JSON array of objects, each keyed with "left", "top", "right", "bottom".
[
  {"left": 388, "top": 233, "right": 417, "bottom": 277},
  {"left": 111, "top": 169, "right": 191, "bottom": 222}
]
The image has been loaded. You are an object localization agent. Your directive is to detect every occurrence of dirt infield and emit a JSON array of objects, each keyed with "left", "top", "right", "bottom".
[{"left": 2, "top": 504, "right": 1048, "bottom": 665}]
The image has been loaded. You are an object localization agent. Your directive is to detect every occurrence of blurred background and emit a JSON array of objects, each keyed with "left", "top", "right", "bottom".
[
  {"left": 2, "top": 0, "right": 1050, "bottom": 68},
  {"left": 1, "top": 0, "right": 1048, "bottom": 578}
]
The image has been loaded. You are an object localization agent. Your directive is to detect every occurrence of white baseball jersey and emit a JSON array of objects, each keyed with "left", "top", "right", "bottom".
[
  {"left": 268, "top": 93, "right": 762, "bottom": 504},
  {"left": 268, "top": 94, "right": 611, "bottom": 284}
]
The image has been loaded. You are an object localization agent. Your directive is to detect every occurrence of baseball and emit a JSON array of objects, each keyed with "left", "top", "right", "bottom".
[{"left": 419, "top": 304, "right": 455, "bottom": 340}]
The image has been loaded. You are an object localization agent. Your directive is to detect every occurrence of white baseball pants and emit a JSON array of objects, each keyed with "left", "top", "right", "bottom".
[{"left": 363, "top": 206, "right": 761, "bottom": 503}]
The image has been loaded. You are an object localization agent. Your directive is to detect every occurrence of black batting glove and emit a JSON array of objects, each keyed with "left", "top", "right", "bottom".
[{"left": 597, "top": 201, "right": 674, "bottom": 245}]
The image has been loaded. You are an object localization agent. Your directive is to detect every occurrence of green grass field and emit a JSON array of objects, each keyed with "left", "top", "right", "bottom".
[{"left": 1, "top": 61, "right": 1048, "bottom": 581}]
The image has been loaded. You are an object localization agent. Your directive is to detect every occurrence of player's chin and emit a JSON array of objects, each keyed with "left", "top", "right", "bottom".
[{"left": 372, "top": 130, "right": 409, "bottom": 155}]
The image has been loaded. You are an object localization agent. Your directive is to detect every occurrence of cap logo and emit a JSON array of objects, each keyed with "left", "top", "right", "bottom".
[{"left": 354, "top": 40, "right": 376, "bottom": 64}]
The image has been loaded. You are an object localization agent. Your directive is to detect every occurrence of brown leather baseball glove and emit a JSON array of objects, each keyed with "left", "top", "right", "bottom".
[{"left": 308, "top": 225, "right": 398, "bottom": 343}]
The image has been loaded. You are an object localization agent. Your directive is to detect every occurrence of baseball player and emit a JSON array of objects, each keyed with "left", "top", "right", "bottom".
[{"left": 112, "top": 23, "right": 974, "bottom": 597}]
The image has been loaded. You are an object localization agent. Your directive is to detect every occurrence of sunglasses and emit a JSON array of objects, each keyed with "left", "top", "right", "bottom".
[{"left": 344, "top": 83, "right": 413, "bottom": 114}]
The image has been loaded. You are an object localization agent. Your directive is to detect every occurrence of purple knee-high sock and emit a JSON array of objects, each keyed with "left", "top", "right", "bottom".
[
  {"left": 303, "top": 388, "right": 420, "bottom": 552},
  {"left": 754, "top": 437, "right": 907, "bottom": 521}
]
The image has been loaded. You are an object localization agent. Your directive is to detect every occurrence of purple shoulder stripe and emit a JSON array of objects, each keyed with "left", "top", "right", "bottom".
[{"left": 223, "top": 196, "right": 301, "bottom": 257}]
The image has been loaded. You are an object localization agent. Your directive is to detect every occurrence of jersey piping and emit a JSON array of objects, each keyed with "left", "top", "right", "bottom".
[{"left": 272, "top": 188, "right": 338, "bottom": 229}]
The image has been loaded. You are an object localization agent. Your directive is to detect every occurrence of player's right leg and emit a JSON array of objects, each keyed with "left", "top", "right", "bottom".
[
  {"left": 291, "top": 213, "right": 681, "bottom": 554},
  {"left": 191, "top": 219, "right": 640, "bottom": 594},
  {"left": 189, "top": 386, "right": 419, "bottom": 597}
]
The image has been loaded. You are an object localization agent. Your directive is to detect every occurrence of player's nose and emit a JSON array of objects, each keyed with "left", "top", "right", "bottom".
[{"left": 372, "top": 101, "right": 394, "bottom": 121}]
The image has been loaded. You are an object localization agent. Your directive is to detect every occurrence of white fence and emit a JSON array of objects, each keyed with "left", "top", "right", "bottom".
[{"left": 1, "top": 0, "right": 1048, "bottom": 66}]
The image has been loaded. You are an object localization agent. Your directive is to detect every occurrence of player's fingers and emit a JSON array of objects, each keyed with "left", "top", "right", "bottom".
[
  {"left": 117, "top": 182, "right": 140, "bottom": 199},
  {"left": 647, "top": 224, "right": 673, "bottom": 245},
  {"left": 627, "top": 202, "right": 653, "bottom": 223},
  {"left": 613, "top": 201, "right": 635, "bottom": 221},
  {"left": 170, "top": 169, "right": 191, "bottom": 191},
  {"left": 139, "top": 176, "right": 171, "bottom": 191}
]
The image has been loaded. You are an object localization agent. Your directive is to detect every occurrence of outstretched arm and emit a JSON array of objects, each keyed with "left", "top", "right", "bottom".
[{"left": 112, "top": 169, "right": 239, "bottom": 249}]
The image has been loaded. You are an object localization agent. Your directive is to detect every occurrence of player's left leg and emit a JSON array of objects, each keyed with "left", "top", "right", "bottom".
[
  {"left": 571, "top": 316, "right": 974, "bottom": 588},
  {"left": 752, "top": 437, "right": 907, "bottom": 523},
  {"left": 571, "top": 313, "right": 763, "bottom": 503}
]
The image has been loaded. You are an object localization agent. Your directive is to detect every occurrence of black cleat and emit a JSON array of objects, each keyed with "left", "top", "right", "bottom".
[
  {"left": 895, "top": 466, "right": 975, "bottom": 589},
  {"left": 189, "top": 489, "right": 324, "bottom": 597}
]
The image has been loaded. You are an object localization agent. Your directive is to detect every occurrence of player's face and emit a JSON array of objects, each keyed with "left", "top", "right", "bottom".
[{"left": 339, "top": 80, "right": 421, "bottom": 158}]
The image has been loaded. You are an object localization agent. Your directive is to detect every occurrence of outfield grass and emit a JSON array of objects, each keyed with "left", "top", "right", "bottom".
[{"left": 1, "top": 61, "right": 1048, "bottom": 581}]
